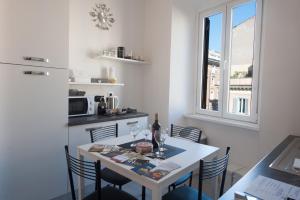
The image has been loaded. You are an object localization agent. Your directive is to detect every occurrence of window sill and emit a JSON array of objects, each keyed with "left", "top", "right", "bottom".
[{"left": 184, "top": 113, "right": 259, "bottom": 132}]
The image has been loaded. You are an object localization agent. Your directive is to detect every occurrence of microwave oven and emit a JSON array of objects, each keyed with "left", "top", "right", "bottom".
[{"left": 68, "top": 96, "right": 95, "bottom": 117}]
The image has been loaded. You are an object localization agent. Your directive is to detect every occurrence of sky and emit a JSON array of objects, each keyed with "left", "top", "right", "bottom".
[{"left": 209, "top": 0, "right": 256, "bottom": 52}]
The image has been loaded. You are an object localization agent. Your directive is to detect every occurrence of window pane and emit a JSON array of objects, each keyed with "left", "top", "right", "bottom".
[
  {"left": 201, "top": 13, "right": 223, "bottom": 111},
  {"left": 228, "top": 0, "right": 256, "bottom": 116}
]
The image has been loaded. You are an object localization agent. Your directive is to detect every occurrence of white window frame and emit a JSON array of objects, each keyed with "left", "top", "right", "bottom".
[
  {"left": 196, "top": 6, "right": 227, "bottom": 118},
  {"left": 196, "top": 0, "right": 262, "bottom": 124}
]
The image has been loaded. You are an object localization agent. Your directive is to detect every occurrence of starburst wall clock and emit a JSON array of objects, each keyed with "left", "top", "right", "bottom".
[{"left": 89, "top": 3, "right": 115, "bottom": 30}]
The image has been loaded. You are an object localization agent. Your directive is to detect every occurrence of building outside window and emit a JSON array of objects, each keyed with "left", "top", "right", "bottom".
[
  {"left": 196, "top": 0, "right": 262, "bottom": 123},
  {"left": 233, "top": 97, "right": 249, "bottom": 114}
]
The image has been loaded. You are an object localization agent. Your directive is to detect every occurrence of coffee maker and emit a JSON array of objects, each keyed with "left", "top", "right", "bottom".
[{"left": 94, "top": 96, "right": 106, "bottom": 115}]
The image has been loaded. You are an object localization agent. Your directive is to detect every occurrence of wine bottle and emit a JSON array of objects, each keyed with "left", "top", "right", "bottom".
[{"left": 152, "top": 113, "right": 160, "bottom": 149}]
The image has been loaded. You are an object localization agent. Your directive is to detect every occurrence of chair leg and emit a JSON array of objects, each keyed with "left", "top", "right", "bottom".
[
  {"left": 172, "top": 185, "right": 176, "bottom": 190},
  {"left": 142, "top": 186, "right": 146, "bottom": 200},
  {"left": 189, "top": 176, "right": 193, "bottom": 187},
  {"left": 168, "top": 185, "right": 171, "bottom": 192},
  {"left": 189, "top": 172, "right": 193, "bottom": 187},
  {"left": 119, "top": 185, "right": 122, "bottom": 190}
]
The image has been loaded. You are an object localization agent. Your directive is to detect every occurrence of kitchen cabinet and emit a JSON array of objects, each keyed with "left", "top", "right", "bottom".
[
  {"left": 68, "top": 121, "right": 117, "bottom": 188},
  {"left": 0, "top": 0, "right": 68, "bottom": 68},
  {"left": 68, "top": 116, "right": 148, "bottom": 188},
  {"left": 0, "top": 64, "right": 68, "bottom": 199},
  {"left": 68, "top": 116, "right": 148, "bottom": 155},
  {"left": 117, "top": 117, "right": 148, "bottom": 136},
  {"left": 68, "top": 121, "right": 117, "bottom": 156}
]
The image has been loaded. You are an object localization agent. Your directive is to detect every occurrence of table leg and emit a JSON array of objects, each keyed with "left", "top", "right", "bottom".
[
  {"left": 152, "top": 187, "right": 162, "bottom": 200},
  {"left": 77, "top": 151, "right": 85, "bottom": 200}
]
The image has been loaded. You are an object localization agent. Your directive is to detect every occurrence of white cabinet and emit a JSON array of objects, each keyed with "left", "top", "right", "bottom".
[
  {"left": 0, "top": 0, "right": 68, "bottom": 68},
  {"left": 68, "top": 116, "right": 148, "bottom": 189},
  {"left": 0, "top": 64, "right": 68, "bottom": 200},
  {"left": 68, "top": 117, "right": 148, "bottom": 155},
  {"left": 68, "top": 121, "right": 117, "bottom": 156},
  {"left": 68, "top": 121, "right": 117, "bottom": 188},
  {"left": 117, "top": 117, "right": 148, "bottom": 136}
]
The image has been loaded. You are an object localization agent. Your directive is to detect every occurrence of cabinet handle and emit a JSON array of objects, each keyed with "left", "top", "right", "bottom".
[
  {"left": 23, "top": 71, "right": 50, "bottom": 76},
  {"left": 127, "top": 121, "right": 138, "bottom": 125},
  {"left": 23, "top": 56, "right": 49, "bottom": 63},
  {"left": 85, "top": 126, "right": 103, "bottom": 132}
]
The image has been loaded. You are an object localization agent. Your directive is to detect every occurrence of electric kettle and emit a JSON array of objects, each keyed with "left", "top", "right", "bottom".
[{"left": 106, "top": 94, "right": 119, "bottom": 110}]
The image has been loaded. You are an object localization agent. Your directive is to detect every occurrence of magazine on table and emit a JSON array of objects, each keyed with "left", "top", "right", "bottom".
[
  {"left": 124, "top": 158, "right": 150, "bottom": 167},
  {"left": 131, "top": 163, "right": 156, "bottom": 176},
  {"left": 88, "top": 144, "right": 120, "bottom": 153},
  {"left": 110, "top": 152, "right": 150, "bottom": 165},
  {"left": 132, "top": 161, "right": 181, "bottom": 180}
]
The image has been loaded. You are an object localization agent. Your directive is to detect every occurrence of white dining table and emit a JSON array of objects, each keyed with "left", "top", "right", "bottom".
[{"left": 77, "top": 134, "right": 219, "bottom": 200}]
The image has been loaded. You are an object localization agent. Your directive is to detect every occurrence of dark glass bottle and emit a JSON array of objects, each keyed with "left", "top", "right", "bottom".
[{"left": 152, "top": 113, "right": 160, "bottom": 149}]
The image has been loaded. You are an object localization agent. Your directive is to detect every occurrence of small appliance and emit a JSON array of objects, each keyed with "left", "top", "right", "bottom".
[
  {"left": 69, "top": 96, "right": 95, "bottom": 117},
  {"left": 95, "top": 95, "right": 106, "bottom": 115},
  {"left": 106, "top": 93, "right": 119, "bottom": 110}
]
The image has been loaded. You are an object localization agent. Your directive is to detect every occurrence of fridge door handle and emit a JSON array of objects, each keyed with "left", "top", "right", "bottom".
[
  {"left": 23, "top": 56, "right": 49, "bottom": 63},
  {"left": 23, "top": 71, "right": 50, "bottom": 76}
]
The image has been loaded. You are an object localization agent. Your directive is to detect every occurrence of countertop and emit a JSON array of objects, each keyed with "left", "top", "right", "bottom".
[
  {"left": 220, "top": 135, "right": 300, "bottom": 199},
  {"left": 68, "top": 112, "right": 148, "bottom": 127}
]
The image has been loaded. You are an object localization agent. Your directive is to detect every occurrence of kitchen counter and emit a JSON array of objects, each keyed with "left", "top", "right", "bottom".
[
  {"left": 68, "top": 112, "right": 148, "bottom": 127},
  {"left": 220, "top": 135, "right": 300, "bottom": 199}
]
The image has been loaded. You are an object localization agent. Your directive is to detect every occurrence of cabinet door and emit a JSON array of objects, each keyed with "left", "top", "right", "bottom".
[
  {"left": 68, "top": 121, "right": 117, "bottom": 188},
  {"left": 68, "top": 121, "right": 117, "bottom": 156},
  {"left": 117, "top": 117, "right": 148, "bottom": 136},
  {"left": 0, "top": 64, "right": 68, "bottom": 199},
  {"left": 0, "top": 0, "right": 68, "bottom": 68}
]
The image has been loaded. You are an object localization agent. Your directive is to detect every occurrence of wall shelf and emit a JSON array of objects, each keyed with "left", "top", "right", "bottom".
[
  {"left": 100, "top": 55, "right": 150, "bottom": 65},
  {"left": 69, "top": 82, "right": 125, "bottom": 86}
]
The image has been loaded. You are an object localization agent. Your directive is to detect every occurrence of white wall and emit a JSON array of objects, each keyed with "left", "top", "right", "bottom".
[
  {"left": 69, "top": 0, "right": 146, "bottom": 110},
  {"left": 168, "top": 0, "right": 197, "bottom": 125},
  {"left": 168, "top": 0, "right": 300, "bottom": 167},
  {"left": 68, "top": 0, "right": 300, "bottom": 167},
  {"left": 258, "top": 0, "right": 300, "bottom": 155},
  {"left": 143, "top": 0, "right": 173, "bottom": 126}
]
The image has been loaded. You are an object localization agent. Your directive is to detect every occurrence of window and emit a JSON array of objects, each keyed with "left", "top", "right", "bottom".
[
  {"left": 197, "top": 0, "right": 262, "bottom": 123},
  {"left": 233, "top": 97, "right": 249, "bottom": 114}
]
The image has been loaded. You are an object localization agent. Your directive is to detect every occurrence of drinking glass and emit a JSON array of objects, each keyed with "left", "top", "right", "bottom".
[
  {"left": 130, "top": 124, "right": 140, "bottom": 147},
  {"left": 144, "top": 124, "right": 151, "bottom": 141},
  {"left": 154, "top": 130, "right": 166, "bottom": 158},
  {"left": 159, "top": 128, "right": 168, "bottom": 152}
]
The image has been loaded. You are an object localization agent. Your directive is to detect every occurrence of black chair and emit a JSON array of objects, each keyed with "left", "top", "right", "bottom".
[
  {"left": 168, "top": 124, "right": 202, "bottom": 191},
  {"left": 64, "top": 145, "right": 137, "bottom": 200},
  {"left": 163, "top": 147, "right": 230, "bottom": 200},
  {"left": 88, "top": 124, "right": 131, "bottom": 190}
]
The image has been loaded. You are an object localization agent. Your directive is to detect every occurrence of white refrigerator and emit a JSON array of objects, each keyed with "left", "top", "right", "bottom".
[{"left": 0, "top": 63, "right": 68, "bottom": 199}]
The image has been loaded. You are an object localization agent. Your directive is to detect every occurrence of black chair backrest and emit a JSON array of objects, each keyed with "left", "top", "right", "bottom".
[
  {"left": 170, "top": 124, "right": 202, "bottom": 143},
  {"left": 88, "top": 123, "right": 118, "bottom": 143},
  {"left": 198, "top": 147, "right": 230, "bottom": 200},
  {"left": 65, "top": 145, "right": 101, "bottom": 200}
]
